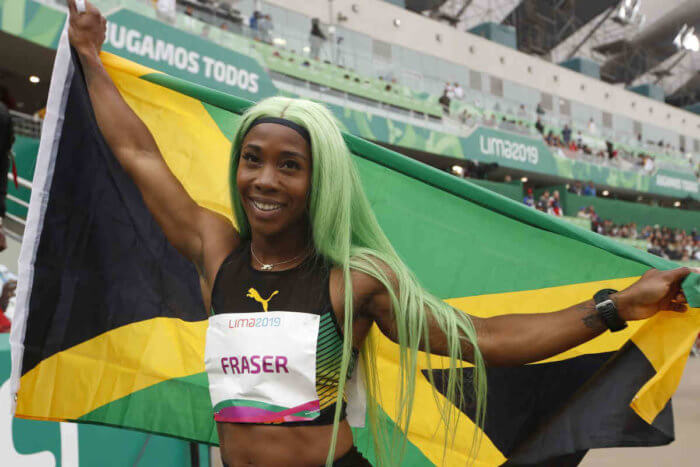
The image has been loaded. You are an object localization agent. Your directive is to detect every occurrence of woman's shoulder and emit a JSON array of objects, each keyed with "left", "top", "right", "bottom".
[{"left": 328, "top": 255, "right": 398, "bottom": 310}]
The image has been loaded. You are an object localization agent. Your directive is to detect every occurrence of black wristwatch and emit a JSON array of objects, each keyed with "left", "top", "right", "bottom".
[{"left": 594, "top": 288, "right": 627, "bottom": 332}]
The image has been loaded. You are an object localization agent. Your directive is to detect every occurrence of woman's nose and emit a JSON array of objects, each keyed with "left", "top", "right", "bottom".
[{"left": 253, "top": 163, "right": 278, "bottom": 191}]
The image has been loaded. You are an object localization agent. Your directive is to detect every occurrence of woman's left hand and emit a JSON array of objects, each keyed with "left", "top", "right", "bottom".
[{"left": 614, "top": 267, "right": 698, "bottom": 321}]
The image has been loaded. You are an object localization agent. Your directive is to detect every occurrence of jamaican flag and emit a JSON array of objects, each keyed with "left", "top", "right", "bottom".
[{"left": 10, "top": 32, "right": 700, "bottom": 466}]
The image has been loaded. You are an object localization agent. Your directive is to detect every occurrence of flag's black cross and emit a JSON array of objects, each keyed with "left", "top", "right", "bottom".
[{"left": 422, "top": 343, "right": 673, "bottom": 466}]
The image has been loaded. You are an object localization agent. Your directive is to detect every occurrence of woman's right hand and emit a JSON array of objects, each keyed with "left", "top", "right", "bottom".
[
  {"left": 67, "top": 0, "right": 106, "bottom": 60},
  {"left": 0, "top": 280, "right": 16, "bottom": 311}
]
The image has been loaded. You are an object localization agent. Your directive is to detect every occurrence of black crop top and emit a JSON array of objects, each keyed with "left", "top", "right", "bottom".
[{"left": 210, "top": 241, "right": 357, "bottom": 426}]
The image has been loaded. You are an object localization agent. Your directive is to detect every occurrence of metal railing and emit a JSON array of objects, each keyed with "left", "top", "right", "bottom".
[
  {"left": 10, "top": 110, "right": 42, "bottom": 139},
  {"left": 4, "top": 173, "right": 30, "bottom": 241}
]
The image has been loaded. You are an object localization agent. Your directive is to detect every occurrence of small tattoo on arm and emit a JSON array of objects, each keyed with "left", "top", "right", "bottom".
[{"left": 582, "top": 312, "right": 605, "bottom": 332}]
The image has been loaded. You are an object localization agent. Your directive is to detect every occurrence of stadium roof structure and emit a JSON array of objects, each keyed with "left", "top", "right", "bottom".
[{"left": 422, "top": 0, "right": 700, "bottom": 109}]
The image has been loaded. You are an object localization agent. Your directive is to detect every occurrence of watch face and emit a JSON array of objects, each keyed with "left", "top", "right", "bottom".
[
  {"left": 594, "top": 289, "right": 618, "bottom": 305},
  {"left": 596, "top": 300, "right": 614, "bottom": 313}
]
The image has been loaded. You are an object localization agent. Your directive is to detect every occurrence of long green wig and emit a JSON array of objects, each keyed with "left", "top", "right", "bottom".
[{"left": 229, "top": 96, "right": 487, "bottom": 465}]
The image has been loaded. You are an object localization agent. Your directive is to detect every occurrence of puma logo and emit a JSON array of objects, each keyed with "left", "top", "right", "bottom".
[{"left": 246, "top": 288, "right": 279, "bottom": 312}]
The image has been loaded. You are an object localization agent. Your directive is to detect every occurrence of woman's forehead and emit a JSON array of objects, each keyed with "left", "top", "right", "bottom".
[{"left": 242, "top": 122, "right": 311, "bottom": 156}]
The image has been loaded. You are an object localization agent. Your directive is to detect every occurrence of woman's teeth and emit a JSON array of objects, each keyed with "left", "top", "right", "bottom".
[{"left": 252, "top": 200, "right": 282, "bottom": 211}]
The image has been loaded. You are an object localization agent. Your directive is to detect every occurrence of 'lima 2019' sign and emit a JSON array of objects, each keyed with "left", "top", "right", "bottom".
[
  {"left": 102, "top": 9, "right": 276, "bottom": 101},
  {"left": 478, "top": 134, "right": 540, "bottom": 166}
]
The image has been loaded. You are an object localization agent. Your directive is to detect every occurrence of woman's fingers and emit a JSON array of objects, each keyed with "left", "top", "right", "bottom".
[{"left": 669, "top": 302, "right": 688, "bottom": 313}]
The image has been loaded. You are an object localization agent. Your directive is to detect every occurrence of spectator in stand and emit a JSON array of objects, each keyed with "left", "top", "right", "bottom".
[
  {"left": 249, "top": 11, "right": 261, "bottom": 37},
  {"left": 562, "top": 124, "right": 572, "bottom": 145},
  {"left": 309, "top": 18, "right": 327, "bottom": 60},
  {"left": 536, "top": 191, "right": 550, "bottom": 212},
  {"left": 442, "top": 82, "right": 454, "bottom": 100},
  {"left": 602, "top": 225, "right": 700, "bottom": 261},
  {"left": 258, "top": 14, "right": 273, "bottom": 44},
  {"left": 156, "top": 0, "right": 176, "bottom": 23},
  {"left": 522, "top": 188, "right": 535, "bottom": 208},
  {"left": 536, "top": 102, "right": 545, "bottom": 115},
  {"left": 643, "top": 155, "right": 654, "bottom": 174},
  {"left": 0, "top": 278, "right": 15, "bottom": 332},
  {"left": 0, "top": 99, "right": 13, "bottom": 252},
  {"left": 583, "top": 181, "right": 596, "bottom": 197},
  {"left": 605, "top": 141, "right": 617, "bottom": 160},
  {"left": 550, "top": 190, "right": 562, "bottom": 216},
  {"left": 568, "top": 180, "right": 583, "bottom": 195},
  {"left": 647, "top": 237, "right": 664, "bottom": 257},
  {"left": 535, "top": 117, "right": 544, "bottom": 135},
  {"left": 587, "top": 117, "right": 597, "bottom": 134},
  {"left": 335, "top": 36, "right": 346, "bottom": 66},
  {"left": 438, "top": 90, "right": 451, "bottom": 115},
  {"left": 545, "top": 130, "right": 556, "bottom": 146},
  {"left": 452, "top": 82, "right": 464, "bottom": 100},
  {"left": 517, "top": 104, "right": 527, "bottom": 117}
]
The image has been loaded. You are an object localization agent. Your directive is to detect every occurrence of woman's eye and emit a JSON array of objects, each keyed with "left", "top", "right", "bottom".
[
  {"left": 281, "top": 160, "right": 301, "bottom": 170},
  {"left": 242, "top": 153, "right": 260, "bottom": 164}
]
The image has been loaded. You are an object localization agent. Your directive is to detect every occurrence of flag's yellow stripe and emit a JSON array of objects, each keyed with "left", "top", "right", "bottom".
[
  {"left": 16, "top": 317, "right": 207, "bottom": 420},
  {"left": 100, "top": 52, "right": 160, "bottom": 82},
  {"left": 412, "top": 276, "right": 642, "bottom": 371},
  {"left": 103, "top": 52, "right": 234, "bottom": 221},
  {"left": 373, "top": 330, "right": 507, "bottom": 466},
  {"left": 630, "top": 307, "right": 700, "bottom": 423}
]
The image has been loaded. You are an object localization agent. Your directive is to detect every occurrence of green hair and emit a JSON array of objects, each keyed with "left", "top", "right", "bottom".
[{"left": 229, "top": 96, "right": 487, "bottom": 466}]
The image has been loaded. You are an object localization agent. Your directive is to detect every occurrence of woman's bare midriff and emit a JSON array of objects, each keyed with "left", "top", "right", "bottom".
[{"left": 217, "top": 419, "right": 354, "bottom": 466}]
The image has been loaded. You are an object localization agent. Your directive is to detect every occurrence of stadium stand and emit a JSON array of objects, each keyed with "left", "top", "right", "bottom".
[{"left": 165, "top": 0, "right": 699, "bottom": 177}]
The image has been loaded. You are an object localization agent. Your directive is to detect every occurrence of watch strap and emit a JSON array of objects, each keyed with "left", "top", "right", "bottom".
[{"left": 594, "top": 289, "right": 627, "bottom": 332}]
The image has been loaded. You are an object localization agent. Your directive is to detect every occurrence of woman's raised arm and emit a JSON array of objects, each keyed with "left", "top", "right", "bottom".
[
  {"left": 67, "top": 0, "right": 237, "bottom": 280},
  {"left": 361, "top": 266, "right": 693, "bottom": 367}
]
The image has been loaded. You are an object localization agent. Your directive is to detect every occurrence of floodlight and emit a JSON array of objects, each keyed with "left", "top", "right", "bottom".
[
  {"left": 674, "top": 25, "right": 698, "bottom": 52},
  {"left": 616, "top": 0, "right": 642, "bottom": 25}
]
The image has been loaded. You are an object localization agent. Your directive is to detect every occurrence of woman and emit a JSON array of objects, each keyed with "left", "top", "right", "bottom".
[{"left": 67, "top": 2, "right": 693, "bottom": 466}]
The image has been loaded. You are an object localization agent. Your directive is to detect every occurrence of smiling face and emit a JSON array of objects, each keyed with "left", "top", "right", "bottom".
[{"left": 236, "top": 122, "right": 312, "bottom": 239}]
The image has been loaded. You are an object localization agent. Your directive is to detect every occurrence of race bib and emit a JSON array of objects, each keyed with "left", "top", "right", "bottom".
[{"left": 205, "top": 312, "right": 320, "bottom": 423}]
